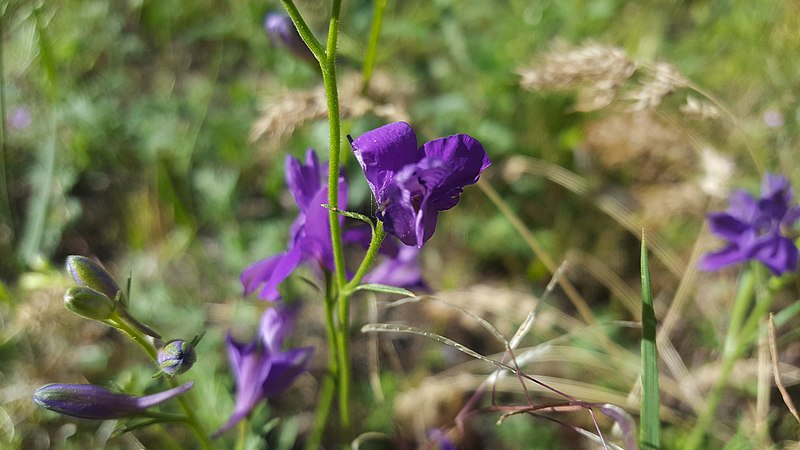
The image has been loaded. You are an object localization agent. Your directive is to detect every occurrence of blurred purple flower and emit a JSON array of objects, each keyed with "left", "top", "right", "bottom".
[
  {"left": 264, "top": 13, "right": 314, "bottom": 61},
  {"left": 33, "top": 382, "right": 193, "bottom": 420},
  {"left": 699, "top": 173, "right": 800, "bottom": 275},
  {"left": 242, "top": 150, "right": 344, "bottom": 301},
  {"left": 350, "top": 122, "right": 491, "bottom": 247},
  {"left": 428, "top": 428, "right": 456, "bottom": 450},
  {"left": 9, "top": 106, "right": 32, "bottom": 130},
  {"left": 242, "top": 149, "right": 425, "bottom": 301},
  {"left": 214, "top": 307, "right": 313, "bottom": 436}
]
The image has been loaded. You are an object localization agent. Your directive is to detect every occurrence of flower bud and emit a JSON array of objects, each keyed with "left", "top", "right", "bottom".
[
  {"left": 65, "top": 256, "right": 122, "bottom": 301},
  {"left": 264, "top": 13, "right": 314, "bottom": 61},
  {"left": 64, "top": 286, "right": 116, "bottom": 321},
  {"left": 157, "top": 339, "right": 197, "bottom": 376},
  {"left": 33, "top": 382, "right": 193, "bottom": 420}
]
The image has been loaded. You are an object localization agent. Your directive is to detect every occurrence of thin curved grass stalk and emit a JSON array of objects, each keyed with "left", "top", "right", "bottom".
[
  {"left": 769, "top": 314, "right": 800, "bottom": 425},
  {"left": 501, "top": 156, "right": 683, "bottom": 278},
  {"left": 351, "top": 431, "right": 392, "bottom": 449},
  {"left": 566, "top": 249, "right": 641, "bottom": 317}
]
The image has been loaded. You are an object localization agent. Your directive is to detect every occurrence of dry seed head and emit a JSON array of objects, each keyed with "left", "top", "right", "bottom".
[
  {"left": 697, "top": 146, "right": 735, "bottom": 198},
  {"left": 680, "top": 95, "right": 720, "bottom": 120},
  {"left": 627, "top": 62, "right": 687, "bottom": 111},
  {"left": 518, "top": 42, "right": 636, "bottom": 93},
  {"left": 250, "top": 71, "right": 411, "bottom": 153}
]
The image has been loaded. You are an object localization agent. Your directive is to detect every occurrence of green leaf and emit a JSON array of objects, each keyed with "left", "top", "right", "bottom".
[
  {"left": 354, "top": 283, "right": 415, "bottom": 298},
  {"left": 640, "top": 232, "right": 660, "bottom": 450}
]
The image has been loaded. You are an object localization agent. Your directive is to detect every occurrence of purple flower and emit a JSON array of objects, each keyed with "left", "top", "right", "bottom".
[
  {"left": 699, "top": 173, "right": 800, "bottom": 275},
  {"left": 428, "top": 428, "right": 456, "bottom": 450},
  {"left": 242, "top": 150, "right": 344, "bottom": 301},
  {"left": 350, "top": 122, "right": 491, "bottom": 247},
  {"left": 214, "top": 307, "right": 313, "bottom": 436},
  {"left": 264, "top": 13, "right": 314, "bottom": 61},
  {"left": 33, "top": 382, "right": 193, "bottom": 420},
  {"left": 242, "top": 149, "right": 425, "bottom": 301}
]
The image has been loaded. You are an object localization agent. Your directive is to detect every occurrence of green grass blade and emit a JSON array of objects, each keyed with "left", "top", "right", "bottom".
[{"left": 640, "top": 232, "right": 660, "bottom": 449}]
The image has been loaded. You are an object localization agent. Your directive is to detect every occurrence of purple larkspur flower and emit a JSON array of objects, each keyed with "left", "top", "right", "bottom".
[
  {"left": 242, "top": 149, "right": 425, "bottom": 301},
  {"left": 264, "top": 13, "right": 314, "bottom": 61},
  {"left": 428, "top": 428, "right": 456, "bottom": 450},
  {"left": 214, "top": 307, "right": 313, "bottom": 436},
  {"left": 350, "top": 122, "right": 491, "bottom": 247},
  {"left": 699, "top": 173, "right": 800, "bottom": 275},
  {"left": 242, "top": 150, "right": 344, "bottom": 301},
  {"left": 33, "top": 382, "right": 193, "bottom": 420}
]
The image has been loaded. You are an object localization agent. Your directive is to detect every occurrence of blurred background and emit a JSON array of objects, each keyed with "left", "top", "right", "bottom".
[{"left": 2, "top": 0, "right": 800, "bottom": 448}]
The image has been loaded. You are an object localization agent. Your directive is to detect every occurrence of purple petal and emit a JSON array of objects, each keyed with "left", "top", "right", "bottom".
[
  {"left": 261, "top": 347, "right": 313, "bottom": 397},
  {"left": 698, "top": 244, "right": 747, "bottom": 272},
  {"left": 33, "top": 382, "right": 193, "bottom": 420},
  {"left": 749, "top": 234, "right": 799, "bottom": 275},
  {"left": 761, "top": 173, "right": 791, "bottom": 198},
  {"left": 379, "top": 184, "right": 421, "bottom": 246},
  {"left": 364, "top": 246, "right": 425, "bottom": 289},
  {"left": 285, "top": 150, "right": 323, "bottom": 211},
  {"left": 421, "top": 133, "right": 491, "bottom": 194},
  {"left": 707, "top": 212, "right": 751, "bottom": 241},
  {"left": 241, "top": 248, "right": 303, "bottom": 301},
  {"left": 259, "top": 307, "right": 294, "bottom": 351},
  {"left": 727, "top": 190, "right": 758, "bottom": 221},
  {"left": 351, "top": 122, "right": 421, "bottom": 202},
  {"left": 135, "top": 382, "right": 195, "bottom": 409}
]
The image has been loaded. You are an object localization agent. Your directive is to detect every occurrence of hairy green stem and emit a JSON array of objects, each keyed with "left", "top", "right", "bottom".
[
  {"left": 306, "top": 279, "right": 340, "bottom": 450},
  {"left": 361, "top": 0, "right": 387, "bottom": 93},
  {"left": 112, "top": 314, "right": 213, "bottom": 450}
]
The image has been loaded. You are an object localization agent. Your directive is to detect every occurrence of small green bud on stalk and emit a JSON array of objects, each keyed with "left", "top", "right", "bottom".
[
  {"left": 156, "top": 339, "right": 197, "bottom": 376},
  {"left": 65, "top": 256, "right": 122, "bottom": 301},
  {"left": 64, "top": 286, "right": 116, "bottom": 321}
]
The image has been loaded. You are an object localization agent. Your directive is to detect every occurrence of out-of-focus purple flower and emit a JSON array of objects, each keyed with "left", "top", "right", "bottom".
[
  {"left": 241, "top": 150, "right": 344, "bottom": 301},
  {"left": 242, "top": 149, "right": 425, "bottom": 301},
  {"left": 9, "top": 106, "right": 32, "bottom": 130},
  {"left": 350, "top": 122, "right": 491, "bottom": 247},
  {"left": 33, "top": 382, "right": 193, "bottom": 420},
  {"left": 427, "top": 428, "right": 456, "bottom": 450},
  {"left": 763, "top": 110, "right": 785, "bottom": 128},
  {"left": 214, "top": 307, "right": 313, "bottom": 437},
  {"left": 699, "top": 173, "right": 800, "bottom": 275},
  {"left": 264, "top": 13, "right": 315, "bottom": 61}
]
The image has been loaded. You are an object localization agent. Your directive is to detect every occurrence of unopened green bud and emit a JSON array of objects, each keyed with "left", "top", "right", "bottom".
[
  {"left": 156, "top": 339, "right": 197, "bottom": 376},
  {"left": 64, "top": 286, "right": 116, "bottom": 321},
  {"left": 65, "top": 256, "right": 122, "bottom": 300}
]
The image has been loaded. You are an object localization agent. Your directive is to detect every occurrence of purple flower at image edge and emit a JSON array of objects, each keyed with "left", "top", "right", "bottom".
[
  {"left": 33, "top": 382, "right": 193, "bottom": 420},
  {"left": 350, "top": 122, "right": 491, "bottom": 247},
  {"left": 214, "top": 307, "right": 313, "bottom": 437},
  {"left": 699, "top": 173, "right": 800, "bottom": 276}
]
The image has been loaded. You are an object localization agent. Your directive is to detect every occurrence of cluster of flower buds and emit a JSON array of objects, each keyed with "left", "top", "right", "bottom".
[{"left": 33, "top": 256, "right": 201, "bottom": 424}]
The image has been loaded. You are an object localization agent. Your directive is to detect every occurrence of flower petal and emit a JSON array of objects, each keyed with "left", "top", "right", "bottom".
[
  {"left": 421, "top": 133, "right": 491, "bottom": 198},
  {"left": 707, "top": 212, "right": 751, "bottom": 241},
  {"left": 698, "top": 244, "right": 747, "bottom": 272},
  {"left": 285, "top": 149, "right": 322, "bottom": 211},
  {"left": 351, "top": 122, "right": 421, "bottom": 202},
  {"left": 241, "top": 248, "right": 303, "bottom": 301},
  {"left": 749, "top": 234, "right": 799, "bottom": 275},
  {"left": 261, "top": 347, "right": 314, "bottom": 397}
]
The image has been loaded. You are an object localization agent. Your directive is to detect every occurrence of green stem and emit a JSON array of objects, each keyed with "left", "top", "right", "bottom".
[
  {"left": 322, "top": 0, "right": 347, "bottom": 290},
  {"left": 234, "top": 417, "right": 248, "bottom": 450},
  {"left": 280, "top": 1, "right": 326, "bottom": 63},
  {"left": 344, "top": 221, "right": 385, "bottom": 293},
  {"left": 685, "top": 266, "right": 770, "bottom": 450},
  {"left": 306, "top": 279, "right": 340, "bottom": 450},
  {"left": 361, "top": 0, "right": 387, "bottom": 93},
  {"left": 112, "top": 314, "right": 213, "bottom": 450}
]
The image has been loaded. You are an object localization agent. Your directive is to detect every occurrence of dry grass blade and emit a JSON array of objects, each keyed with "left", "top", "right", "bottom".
[
  {"left": 502, "top": 156, "right": 684, "bottom": 278},
  {"left": 769, "top": 313, "right": 800, "bottom": 425}
]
